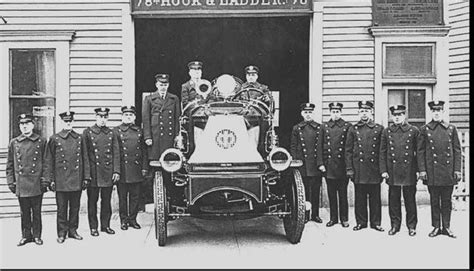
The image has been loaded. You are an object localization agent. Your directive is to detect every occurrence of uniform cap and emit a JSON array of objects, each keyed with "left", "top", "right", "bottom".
[
  {"left": 94, "top": 107, "right": 110, "bottom": 116},
  {"left": 59, "top": 111, "right": 75, "bottom": 121},
  {"left": 428, "top": 100, "right": 445, "bottom": 110},
  {"left": 187, "top": 61, "right": 203, "bottom": 70},
  {"left": 389, "top": 105, "right": 406, "bottom": 115},
  {"left": 358, "top": 100, "right": 374, "bottom": 109},
  {"left": 154, "top": 73, "right": 169, "bottom": 83},
  {"left": 18, "top": 113, "right": 34, "bottom": 124},
  {"left": 329, "top": 102, "right": 343, "bottom": 110},
  {"left": 245, "top": 65, "right": 259, "bottom": 74},
  {"left": 300, "top": 102, "right": 315, "bottom": 112},
  {"left": 121, "top": 105, "right": 136, "bottom": 114}
]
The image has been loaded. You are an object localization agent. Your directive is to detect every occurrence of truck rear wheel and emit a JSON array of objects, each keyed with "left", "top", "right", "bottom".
[
  {"left": 283, "top": 168, "right": 306, "bottom": 244},
  {"left": 153, "top": 170, "right": 168, "bottom": 246}
]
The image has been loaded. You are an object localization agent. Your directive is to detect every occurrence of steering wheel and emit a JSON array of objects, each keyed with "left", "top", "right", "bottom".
[{"left": 231, "top": 87, "right": 267, "bottom": 102}]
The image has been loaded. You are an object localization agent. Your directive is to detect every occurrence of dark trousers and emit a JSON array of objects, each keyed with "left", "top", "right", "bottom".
[
  {"left": 18, "top": 195, "right": 43, "bottom": 239},
  {"left": 388, "top": 185, "right": 417, "bottom": 230},
  {"left": 303, "top": 176, "right": 322, "bottom": 218},
  {"left": 87, "top": 186, "right": 113, "bottom": 230},
  {"left": 354, "top": 183, "right": 381, "bottom": 226},
  {"left": 118, "top": 182, "right": 141, "bottom": 224},
  {"left": 56, "top": 191, "right": 82, "bottom": 237},
  {"left": 326, "top": 178, "right": 349, "bottom": 222},
  {"left": 427, "top": 185, "right": 454, "bottom": 229}
]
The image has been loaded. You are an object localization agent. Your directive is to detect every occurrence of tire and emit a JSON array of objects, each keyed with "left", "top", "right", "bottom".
[
  {"left": 283, "top": 168, "right": 306, "bottom": 244},
  {"left": 153, "top": 170, "right": 168, "bottom": 246}
]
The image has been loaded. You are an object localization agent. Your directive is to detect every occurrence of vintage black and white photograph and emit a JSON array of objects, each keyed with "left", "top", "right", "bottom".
[{"left": 0, "top": 0, "right": 470, "bottom": 269}]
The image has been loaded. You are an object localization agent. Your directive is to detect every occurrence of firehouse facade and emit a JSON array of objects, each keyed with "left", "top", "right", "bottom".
[{"left": 0, "top": 0, "right": 469, "bottom": 215}]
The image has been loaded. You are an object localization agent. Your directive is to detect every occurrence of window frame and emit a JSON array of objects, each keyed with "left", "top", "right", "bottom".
[
  {"left": 385, "top": 85, "right": 433, "bottom": 127},
  {"left": 382, "top": 43, "right": 436, "bottom": 79},
  {"left": 0, "top": 39, "right": 71, "bottom": 149}
]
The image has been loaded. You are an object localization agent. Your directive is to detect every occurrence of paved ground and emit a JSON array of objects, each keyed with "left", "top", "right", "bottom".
[{"left": 0, "top": 204, "right": 470, "bottom": 269}]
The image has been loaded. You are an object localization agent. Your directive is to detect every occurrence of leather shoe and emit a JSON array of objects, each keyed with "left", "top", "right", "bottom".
[
  {"left": 68, "top": 232, "right": 83, "bottom": 240},
  {"left": 341, "top": 221, "right": 350, "bottom": 228},
  {"left": 326, "top": 220, "right": 337, "bottom": 227},
  {"left": 353, "top": 224, "right": 367, "bottom": 231},
  {"left": 129, "top": 222, "right": 141, "bottom": 229},
  {"left": 408, "top": 229, "right": 416, "bottom": 236},
  {"left": 371, "top": 225, "right": 385, "bottom": 232},
  {"left": 17, "top": 238, "right": 32, "bottom": 246},
  {"left": 101, "top": 227, "right": 115, "bottom": 234},
  {"left": 312, "top": 216, "right": 323, "bottom": 223},
  {"left": 428, "top": 227, "right": 441, "bottom": 237},
  {"left": 90, "top": 229, "right": 99, "bottom": 237},
  {"left": 443, "top": 228, "right": 456, "bottom": 238},
  {"left": 57, "top": 236, "right": 66, "bottom": 244},
  {"left": 388, "top": 228, "right": 399, "bottom": 235},
  {"left": 34, "top": 238, "right": 43, "bottom": 245},
  {"left": 121, "top": 223, "right": 129, "bottom": 230}
]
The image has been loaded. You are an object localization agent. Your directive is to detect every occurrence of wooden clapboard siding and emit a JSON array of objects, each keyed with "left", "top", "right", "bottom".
[
  {"left": 0, "top": 0, "right": 129, "bottom": 216},
  {"left": 321, "top": 3, "right": 374, "bottom": 122},
  {"left": 448, "top": 0, "right": 470, "bottom": 132}
]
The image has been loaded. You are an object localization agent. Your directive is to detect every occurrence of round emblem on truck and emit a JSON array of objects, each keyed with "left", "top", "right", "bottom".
[{"left": 215, "top": 129, "right": 237, "bottom": 149}]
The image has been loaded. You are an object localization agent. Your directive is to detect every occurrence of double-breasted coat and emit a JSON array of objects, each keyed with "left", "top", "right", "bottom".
[
  {"left": 290, "top": 121, "right": 324, "bottom": 177},
  {"left": 6, "top": 133, "right": 50, "bottom": 197},
  {"left": 345, "top": 120, "right": 384, "bottom": 184},
  {"left": 113, "top": 123, "right": 148, "bottom": 183},
  {"left": 142, "top": 91, "right": 181, "bottom": 160},
  {"left": 417, "top": 120, "right": 462, "bottom": 186},
  {"left": 379, "top": 122, "right": 419, "bottom": 186},
  {"left": 321, "top": 118, "right": 352, "bottom": 180},
  {"left": 82, "top": 124, "right": 120, "bottom": 187},
  {"left": 47, "top": 129, "right": 87, "bottom": 191}
]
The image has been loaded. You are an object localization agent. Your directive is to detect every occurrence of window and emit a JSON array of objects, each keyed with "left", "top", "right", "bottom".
[
  {"left": 384, "top": 44, "right": 435, "bottom": 77},
  {"left": 9, "top": 49, "right": 56, "bottom": 139},
  {"left": 387, "top": 87, "right": 430, "bottom": 128}
]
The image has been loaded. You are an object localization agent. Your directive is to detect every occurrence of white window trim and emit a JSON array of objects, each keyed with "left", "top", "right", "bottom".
[
  {"left": 0, "top": 34, "right": 72, "bottom": 148},
  {"left": 371, "top": 27, "right": 450, "bottom": 126},
  {"left": 383, "top": 85, "right": 433, "bottom": 127}
]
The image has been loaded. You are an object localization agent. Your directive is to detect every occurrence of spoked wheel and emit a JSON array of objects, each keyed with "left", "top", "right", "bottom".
[
  {"left": 283, "top": 168, "right": 306, "bottom": 244},
  {"left": 153, "top": 170, "right": 168, "bottom": 246}
]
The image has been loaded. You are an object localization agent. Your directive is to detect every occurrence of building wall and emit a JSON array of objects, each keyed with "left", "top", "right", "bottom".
[
  {"left": 0, "top": 0, "right": 131, "bottom": 217},
  {"left": 321, "top": 1, "right": 374, "bottom": 123},
  {"left": 448, "top": 0, "right": 470, "bottom": 132}
]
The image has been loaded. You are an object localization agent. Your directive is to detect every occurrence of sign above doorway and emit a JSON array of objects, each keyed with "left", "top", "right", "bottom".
[{"left": 130, "top": 0, "right": 312, "bottom": 17}]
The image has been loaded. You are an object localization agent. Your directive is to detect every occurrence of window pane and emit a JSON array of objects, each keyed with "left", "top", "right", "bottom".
[
  {"left": 385, "top": 46, "right": 433, "bottom": 76},
  {"left": 408, "top": 89, "right": 426, "bottom": 119},
  {"left": 10, "top": 50, "right": 55, "bottom": 96},
  {"left": 388, "top": 89, "right": 405, "bottom": 107},
  {"left": 10, "top": 98, "right": 55, "bottom": 139}
]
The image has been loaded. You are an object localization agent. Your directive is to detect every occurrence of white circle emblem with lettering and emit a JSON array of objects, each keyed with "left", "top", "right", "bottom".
[{"left": 215, "top": 129, "right": 237, "bottom": 149}]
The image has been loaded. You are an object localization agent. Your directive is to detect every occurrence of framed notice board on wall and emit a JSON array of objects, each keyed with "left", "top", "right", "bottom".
[{"left": 372, "top": 0, "right": 444, "bottom": 26}]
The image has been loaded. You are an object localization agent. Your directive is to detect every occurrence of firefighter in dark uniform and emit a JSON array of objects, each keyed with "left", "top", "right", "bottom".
[
  {"left": 47, "top": 111, "right": 88, "bottom": 243},
  {"left": 181, "top": 61, "right": 207, "bottom": 108},
  {"left": 290, "top": 103, "right": 324, "bottom": 223},
  {"left": 345, "top": 101, "right": 385, "bottom": 232},
  {"left": 83, "top": 107, "right": 121, "bottom": 236},
  {"left": 6, "top": 114, "right": 50, "bottom": 246},
  {"left": 418, "top": 100, "right": 462, "bottom": 238},
  {"left": 321, "top": 102, "right": 351, "bottom": 228},
  {"left": 379, "top": 105, "right": 419, "bottom": 236},
  {"left": 142, "top": 73, "right": 181, "bottom": 161},
  {"left": 114, "top": 105, "right": 148, "bottom": 230},
  {"left": 240, "top": 65, "right": 272, "bottom": 103}
]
